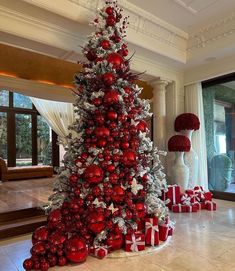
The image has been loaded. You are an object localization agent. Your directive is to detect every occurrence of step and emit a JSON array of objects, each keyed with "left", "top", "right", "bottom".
[
  {"left": 0, "top": 208, "right": 45, "bottom": 223},
  {"left": 0, "top": 215, "right": 46, "bottom": 240}
]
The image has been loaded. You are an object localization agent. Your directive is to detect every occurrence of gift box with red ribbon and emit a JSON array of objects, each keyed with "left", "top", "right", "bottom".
[
  {"left": 145, "top": 217, "right": 159, "bottom": 246},
  {"left": 205, "top": 201, "right": 216, "bottom": 211},
  {"left": 125, "top": 233, "right": 145, "bottom": 252},
  {"left": 204, "top": 191, "right": 213, "bottom": 202},
  {"left": 180, "top": 193, "right": 191, "bottom": 206},
  {"left": 164, "top": 185, "right": 181, "bottom": 208},
  {"left": 137, "top": 219, "right": 145, "bottom": 232},
  {"left": 171, "top": 203, "right": 187, "bottom": 213},
  {"left": 192, "top": 201, "right": 206, "bottom": 210},
  {"left": 90, "top": 246, "right": 109, "bottom": 259},
  {"left": 159, "top": 221, "right": 169, "bottom": 241},
  {"left": 186, "top": 205, "right": 198, "bottom": 212},
  {"left": 185, "top": 189, "right": 195, "bottom": 196}
]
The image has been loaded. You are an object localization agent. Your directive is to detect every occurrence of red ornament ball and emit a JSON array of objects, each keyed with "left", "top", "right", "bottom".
[
  {"left": 32, "top": 226, "right": 49, "bottom": 244},
  {"left": 69, "top": 174, "right": 78, "bottom": 185},
  {"left": 87, "top": 212, "right": 105, "bottom": 234},
  {"left": 102, "top": 72, "right": 115, "bottom": 86},
  {"left": 58, "top": 256, "right": 67, "bottom": 266},
  {"left": 105, "top": 6, "right": 113, "bottom": 15},
  {"left": 31, "top": 242, "right": 46, "bottom": 256},
  {"left": 100, "top": 40, "right": 110, "bottom": 50},
  {"left": 47, "top": 209, "right": 62, "bottom": 228},
  {"left": 65, "top": 237, "right": 88, "bottom": 263},
  {"left": 84, "top": 164, "right": 103, "bottom": 184},
  {"left": 121, "top": 150, "right": 137, "bottom": 167},
  {"left": 86, "top": 50, "right": 97, "bottom": 61},
  {"left": 94, "top": 127, "right": 110, "bottom": 137},
  {"left": 106, "top": 233, "right": 123, "bottom": 251},
  {"left": 106, "top": 15, "right": 116, "bottom": 26},
  {"left": 107, "top": 110, "right": 118, "bottom": 120},
  {"left": 103, "top": 90, "right": 119, "bottom": 105},
  {"left": 111, "top": 186, "right": 125, "bottom": 203},
  {"left": 136, "top": 120, "right": 148, "bottom": 132},
  {"left": 107, "top": 53, "right": 123, "bottom": 70},
  {"left": 40, "top": 262, "right": 50, "bottom": 271},
  {"left": 135, "top": 202, "right": 146, "bottom": 218},
  {"left": 97, "top": 138, "right": 107, "bottom": 148},
  {"left": 23, "top": 258, "right": 34, "bottom": 270}
]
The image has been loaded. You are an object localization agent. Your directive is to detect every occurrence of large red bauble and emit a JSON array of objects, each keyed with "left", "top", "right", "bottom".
[
  {"left": 105, "top": 6, "right": 113, "bottom": 15},
  {"left": 65, "top": 237, "right": 88, "bottom": 263},
  {"left": 106, "top": 233, "right": 123, "bottom": 251},
  {"left": 94, "top": 127, "right": 110, "bottom": 138},
  {"left": 106, "top": 15, "right": 116, "bottom": 26},
  {"left": 100, "top": 39, "right": 110, "bottom": 50},
  {"left": 135, "top": 202, "right": 146, "bottom": 218},
  {"left": 32, "top": 226, "right": 49, "bottom": 244},
  {"left": 111, "top": 186, "right": 125, "bottom": 203},
  {"left": 107, "top": 110, "right": 118, "bottom": 120},
  {"left": 84, "top": 164, "right": 103, "bottom": 184},
  {"left": 107, "top": 53, "right": 123, "bottom": 70},
  {"left": 136, "top": 120, "right": 148, "bottom": 132},
  {"left": 103, "top": 90, "right": 119, "bottom": 105},
  {"left": 121, "top": 150, "right": 137, "bottom": 167},
  {"left": 87, "top": 212, "right": 105, "bottom": 234},
  {"left": 31, "top": 242, "right": 46, "bottom": 256},
  {"left": 47, "top": 209, "right": 62, "bottom": 227},
  {"left": 23, "top": 258, "right": 34, "bottom": 270},
  {"left": 102, "top": 72, "right": 115, "bottom": 86}
]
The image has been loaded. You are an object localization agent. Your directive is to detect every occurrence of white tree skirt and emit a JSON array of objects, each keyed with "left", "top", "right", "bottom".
[{"left": 107, "top": 237, "right": 171, "bottom": 258}]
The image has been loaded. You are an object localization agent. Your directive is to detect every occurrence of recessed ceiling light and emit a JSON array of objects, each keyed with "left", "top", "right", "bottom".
[{"left": 205, "top": 57, "right": 216, "bottom": 62}]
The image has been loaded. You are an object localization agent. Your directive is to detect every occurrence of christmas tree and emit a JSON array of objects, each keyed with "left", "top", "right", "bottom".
[{"left": 23, "top": 1, "right": 169, "bottom": 270}]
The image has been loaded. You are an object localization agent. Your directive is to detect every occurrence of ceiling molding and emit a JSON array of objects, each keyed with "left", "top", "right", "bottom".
[
  {"left": 188, "top": 11, "right": 235, "bottom": 51},
  {"left": 19, "top": 0, "right": 187, "bottom": 63}
]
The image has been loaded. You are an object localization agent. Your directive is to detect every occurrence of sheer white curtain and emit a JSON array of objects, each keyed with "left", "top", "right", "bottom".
[
  {"left": 185, "top": 83, "right": 208, "bottom": 190},
  {"left": 30, "top": 97, "right": 75, "bottom": 145}
]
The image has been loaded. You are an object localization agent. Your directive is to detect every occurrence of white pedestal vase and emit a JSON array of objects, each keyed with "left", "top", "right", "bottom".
[
  {"left": 172, "top": 152, "right": 189, "bottom": 191},
  {"left": 181, "top": 130, "right": 199, "bottom": 188}
]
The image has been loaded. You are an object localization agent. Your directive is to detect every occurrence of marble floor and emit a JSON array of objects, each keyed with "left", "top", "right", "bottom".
[
  {"left": 0, "top": 199, "right": 235, "bottom": 271},
  {"left": 0, "top": 177, "right": 54, "bottom": 213}
]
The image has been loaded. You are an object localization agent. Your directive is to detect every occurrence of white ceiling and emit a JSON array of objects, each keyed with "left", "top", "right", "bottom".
[{"left": 127, "top": 0, "right": 235, "bottom": 32}]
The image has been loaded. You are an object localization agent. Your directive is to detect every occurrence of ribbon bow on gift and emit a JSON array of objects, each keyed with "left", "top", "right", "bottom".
[
  {"left": 145, "top": 219, "right": 159, "bottom": 246},
  {"left": 181, "top": 194, "right": 191, "bottom": 206},
  {"left": 190, "top": 194, "right": 201, "bottom": 203},
  {"left": 93, "top": 246, "right": 108, "bottom": 257},
  {"left": 126, "top": 234, "right": 145, "bottom": 252}
]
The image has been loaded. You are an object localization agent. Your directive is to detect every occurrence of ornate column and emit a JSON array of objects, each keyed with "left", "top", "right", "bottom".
[{"left": 150, "top": 79, "right": 170, "bottom": 151}]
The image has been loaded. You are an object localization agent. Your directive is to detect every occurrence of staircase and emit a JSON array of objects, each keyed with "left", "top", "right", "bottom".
[{"left": 0, "top": 208, "right": 46, "bottom": 240}]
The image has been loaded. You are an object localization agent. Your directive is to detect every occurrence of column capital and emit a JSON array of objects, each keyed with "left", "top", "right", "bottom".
[{"left": 149, "top": 78, "right": 172, "bottom": 91}]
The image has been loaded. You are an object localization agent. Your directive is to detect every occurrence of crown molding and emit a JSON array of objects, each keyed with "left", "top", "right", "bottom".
[
  {"left": 19, "top": 0, "right": 188, "bottom": 63},
  {"left": 188, "top": 11, "right": 235, "bottom": 51}
]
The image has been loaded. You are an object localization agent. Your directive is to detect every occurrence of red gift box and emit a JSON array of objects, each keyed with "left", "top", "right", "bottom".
[
  {"left": 190, "top": 193, "right": 201, "bottom": 204},
  {"left": 171, "top": 204, "right": 187, "bottom": 213},
  {"left": 193, "top": 202, "right": 206, "bottom": 210},
  {"left": 137, "top": 220, "right": 145, "bottom": 232},
  {"left": 186, "top": 205, "right": 198, "bottom": 212},
  {"left": 164, "top": 185, "right": 181, "bottom": 208},
  {"left": 206, "top": 201, "right": 216, "bottom": 211},
  {"left": 145, "top": 217, "right": 159, "bottom": 246},
  {"left": 180, "top": 193, "right": 191, "bottom": 206},
  {"left": 168, "top": 221, "right": 175, "bottom": 236},
  {"left": 159, "top": 223, "right": 169, "bottom": 241},
  {"left": 185, "top": 189, "right": 195, "bottom": 196},
  {"left": 193, "top": 186, "right": 204, "bottom": 193},
  {"left": 90, "top": 246, "right": 109, "bottom": 259},
  {"left": 125, "top": 233, "right": 145, "bottom": 252},
  {"left": 204, "top": 192, "right": 213, "bottom": 202}
]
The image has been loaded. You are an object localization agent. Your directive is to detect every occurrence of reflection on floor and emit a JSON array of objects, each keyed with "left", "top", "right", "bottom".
[
  {"left": 0, "top": 199, "right": 235, "bottom": 271},
  {"left": 0, "top": 177, "right": 55, "bottom": 213}
]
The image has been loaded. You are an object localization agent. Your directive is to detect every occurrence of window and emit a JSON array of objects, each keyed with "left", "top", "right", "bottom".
[
  {"left": 0, "top": 112, "right": 7, "bottom": 160},
  {"left": 0, "top": 90, "right": 9, "bottom": 107},
  {"left": 13, "top": 92, "right": 32, "bottom": 109},
  {"left": 0, "top": 90, "right": 59, "bottom": 167}
]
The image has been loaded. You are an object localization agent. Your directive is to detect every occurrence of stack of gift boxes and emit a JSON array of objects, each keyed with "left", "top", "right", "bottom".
[
  {"left": 163, "top": 185, "right": 216, "bottom": 213},
  {"left": 89, "top": 216, "right": 174, "bottom": 258}
]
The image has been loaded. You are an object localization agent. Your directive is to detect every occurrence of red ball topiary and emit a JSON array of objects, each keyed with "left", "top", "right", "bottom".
[
  {"left": 174, "top": 113, "right": 200, "bottom": 132},
  {"left": 168, "top": 135, "right": 191, "bottom": 152}
]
